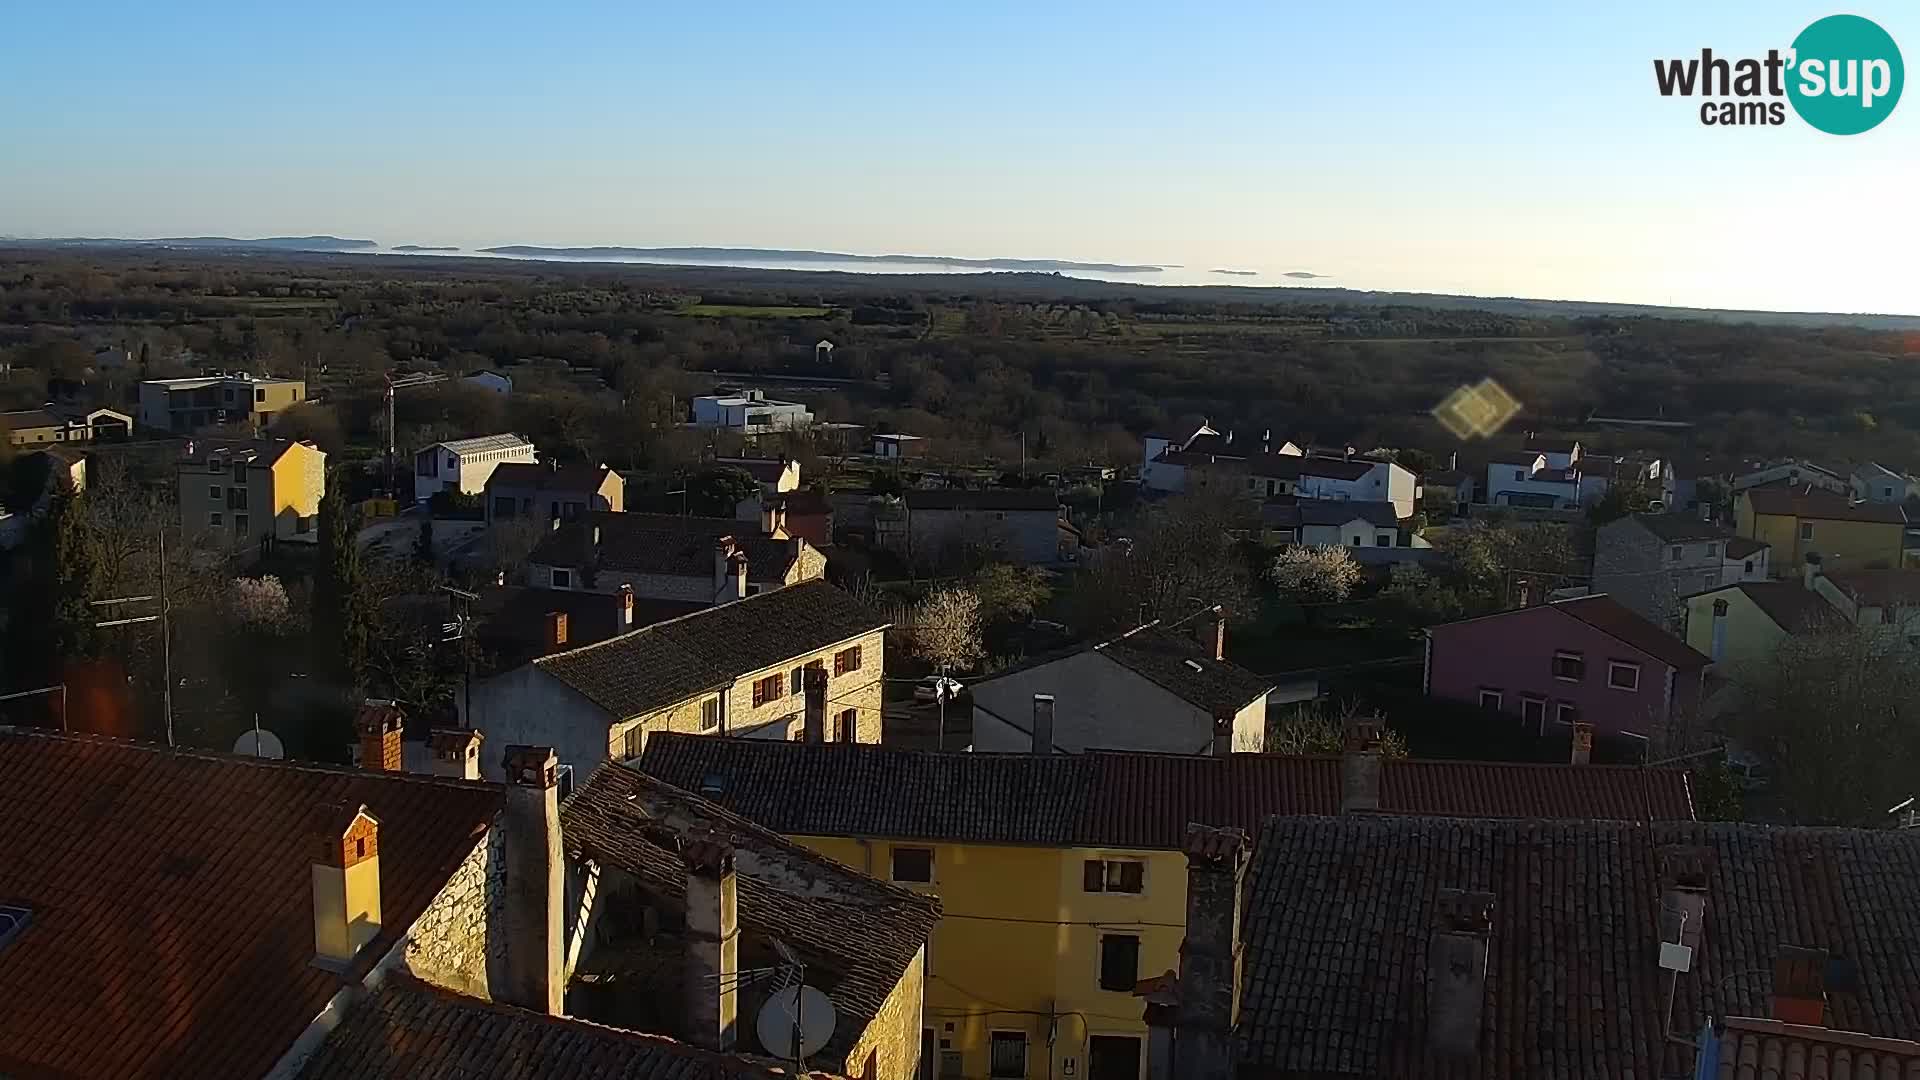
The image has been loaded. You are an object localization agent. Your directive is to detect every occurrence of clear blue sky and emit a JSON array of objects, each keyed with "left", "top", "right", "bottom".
[{"left": 4, "top": 1, "right": 1915, "bottom": 313}]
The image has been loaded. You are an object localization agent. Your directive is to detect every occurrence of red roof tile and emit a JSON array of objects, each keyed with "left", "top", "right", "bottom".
[
  {"left": 0, "top": 730, "right": 503, "bottom": 1080},
  {"left": 1744, "top": 486, "right": 1907, "bottom": 525},
  {"left": 1553, "top": 593, "right": 1713, "bottom": 670},
  {"left": 1824, "top": 569, "right": 1920, "bottom": 609}
]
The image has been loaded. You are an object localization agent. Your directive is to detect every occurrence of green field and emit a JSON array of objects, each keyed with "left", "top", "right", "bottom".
[{"left": 679, "top": 303, "right": 833, "bottom": 318}]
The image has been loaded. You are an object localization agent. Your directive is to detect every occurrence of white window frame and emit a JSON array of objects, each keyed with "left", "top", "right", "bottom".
[
  {"left": 1607, "top": 661, "right": 1641, "bottom": 691},
  {"left": 208, "top": 511, "right": 223, "bottom": 526},
  {"left": 890, "top": 845, "right": 935, "bottom": 884},
  {"left": 1552, "top": 651, "right": 1585, "bottom": 682},
  {"left": 1555, "top": 702, "right": 1579, "bottom": 726},
  {"left": 1083, "top": 856, "right": 1146, "bottom": 896},
  {"left": 550, "top": 567, "right": 572, "bottom": 589},
  {"left": 700, "top": 697, "right": 719, "bottom": 731},
  {"left": 1478, "top": 689, "right": 1502, "bottom": 710},
  {"left": 1520, "top": 696, "right": 1546, "bottom": 731}
]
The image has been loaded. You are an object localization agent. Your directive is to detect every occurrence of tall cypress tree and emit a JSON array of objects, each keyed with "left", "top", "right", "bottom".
[
  {"left": 7, "top": 492, "right": 103, "bottom": 690},
  {"left": 312, "top": 470, "right": 371, "bottom": 690}
]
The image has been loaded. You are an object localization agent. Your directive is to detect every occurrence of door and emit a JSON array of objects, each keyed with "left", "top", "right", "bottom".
[{"left": 1088, "top": 1035, "right": 1141, "bottom": 1080}]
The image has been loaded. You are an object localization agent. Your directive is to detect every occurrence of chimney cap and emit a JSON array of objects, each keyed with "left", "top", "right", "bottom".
[
  {"left": 356, "top": 699, "right": 404, "bottom": 735},
  {"left": 313, "top": 801, "right": 380, "bottom": 867},
  {"left": 683, "top": 833, "right": 736, "bottom": 877},
  {"left": 1183, "top": 823, "right": 1249, "bottom": 864},
  {"left": 1659, "top": 844, "right": 1713, "bottom": 890},
  {"left": 1342, "top": 715, "right": 1383, "bottom": 753},
  {"left": 1435, "top": 888, "right": 1495, "bottom": 934},
  {"left": 429, "top": 727, "right": 483, "bottom": 757},
  {"left": 502, "top": 745, "right": 559, "bottom": 789}
]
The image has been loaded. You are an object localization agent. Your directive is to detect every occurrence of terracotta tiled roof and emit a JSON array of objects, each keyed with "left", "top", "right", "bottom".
[
  {"left": 635, "top": 737, "right": 1693, "bottom": 852},
  {"left": 1824, "top": 569, "right": 1920, "bottom": 609},
  {"left": 530, "top": 511, "right": 805, "bottom": 579},
  {"left": 533, "top": 581, "right": 885, "bottom": 721},
  {"left": 905, "top": 488, "right": 1061, "bottom": 511},
  {"left": 1730, "top": 581, "right": 1837, "bottom": 634},
  {"left": 298, "top": 976, "right": 849, "bottom": 1079},
  {"left": 1710, "top": 1016, "right": 1920, "bottom": 1080},
  {"left": 1261, "top": 497, "right": 1401, "bottom": 530},
  {"left": 1237, "top": 816, "right": 1920, "bottom": 1079},
  {"left": 1744, "top": 485, "right": 1907, "bottom": 525},
  {"left": 1632, "top": 512, "right": 1734, "bottom": 544},
  {"left": 1724, "top": 537, "right": 1768, "bottom": 560},
  {"left": 0, "top": 729, "right": 503, "bottom": 1080},
  {"left": 562, "top": 763, "right": 940, "bottom": 1066},
  {"left": 485, "top": 460, "right": 613, "bottom": 494},
  {"left": 1552, "top": 594, "right": 1713, "bottom": 670}
]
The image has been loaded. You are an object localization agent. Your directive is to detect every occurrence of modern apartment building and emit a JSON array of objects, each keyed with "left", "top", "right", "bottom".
[{"left": 138, "top": 373, "right": 306, "bottom": 433}]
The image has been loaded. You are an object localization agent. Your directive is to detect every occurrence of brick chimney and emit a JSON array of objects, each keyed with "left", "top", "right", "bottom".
[
  {"left": 1427, "top": 887, "right": 1494, "bottom": 1057},
  {"left": 544, "top": 610, "right": 569, "bottom": 650},
  {"left": 1341, "top": 714, "right": 1383, "bottom": 813},
  {"left": 428, "top": 727, "right": 484, "bottom": 780},
  {"left": 683, "top": 834, "right": 740, "bottom": 1052},
  {"left": 803, "top": 665, "right": 827, "bottom": 743},
  {"left": 356, "top": 700, "right": 404, "bottom": 772},
  {"left": 618, "top": 583, "right": 634, "bottom": 629},
  {"left": 311, "top": 802, "right": 381, "bottom": 970},
  {"left": 1196, "top": 605, "right": 1226, "bottom": 661},
  {"left": 1174, "top": 824, "right": 1249, "bottom": 1079},
  {"left": 500, "top": 745, "right": 564, "bottom": 1016},
  {"left": 1772, "top": 946, "right": 1829, "bottom": 1026},
  {"left": 1569, "top": 720, "right": 1593, "bottom": 766},
  {"left": 1032, "top": 693, "right": 1056, "bottom": 755}
]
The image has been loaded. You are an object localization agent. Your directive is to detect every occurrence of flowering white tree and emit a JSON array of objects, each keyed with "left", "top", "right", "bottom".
[
  {"left": 1269, "top": 545, "right": 1362, "bottom": 605},
  {"left": 229, "top": 575, "right": 292, "bottom": 628},
  {"left": 909, "top": 586, "right": 986, "bottom": 673}
]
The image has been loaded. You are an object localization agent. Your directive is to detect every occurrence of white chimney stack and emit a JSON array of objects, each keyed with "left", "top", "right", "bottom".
[
  {"left": 683, "top": 834, "right": 741, "bottom": 1051},
  {"left": 311, "top": 803, "right": 382, "bottom": 969},
  {"left": 1427, "top": 888, "right": 1494, "bottom": 1058},
  {"left": 1032, "top": 694, "right": 1056, "bottom": 755},
  {"left": 618, "top": 584, "right": 635, "bottom": 629},
  {"left": 429, "top": 728, "right": 484, "bottom": 780},
  {"left": 500, "top": 745, "right": 564, "bottom": 1015}
]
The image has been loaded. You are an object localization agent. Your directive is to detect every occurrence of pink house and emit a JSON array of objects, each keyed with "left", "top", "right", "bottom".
[{"left": 1423, "top": 595, "right": 1710, "bottom": 745}]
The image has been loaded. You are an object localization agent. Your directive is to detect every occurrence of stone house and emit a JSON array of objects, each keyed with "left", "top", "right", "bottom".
[
  {"left": 1593, "top": 512, "right": 1770, "bottom": 630},
  {"left": 899, "top": 489, "right": 1066, "bottom": 566},
  {"left": 483, "top": 461, "right": 625, "bottom": 523},
  {"left": 459, "top": 580, "right": 890, "bottom": 775},
  {"left": 176, "top": 436, "right": 326, "bottom": 551},
  {"left": 527, "top": 510, "right": 826, "bottom": 603}
]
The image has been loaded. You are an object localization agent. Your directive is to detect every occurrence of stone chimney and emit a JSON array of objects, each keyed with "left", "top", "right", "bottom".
[
  {"left": 1514, "top": 575, "right": 1534, "bottom": 609},
  {"left": 1341, "top": 714, "right": 1383, "bottom": 813},
  {"left": 726, "top": 551, "right": 749, "bottom": 602},
  {"left": 1032, "top": 693, "right": 1056, "bottom": 755},
  {"left": 1427, "top": 888, "right": 1494, "bottom": 1058},
  {"left": 1569, "top": 720, "right": 1593, "bottom": 766},
  {"left": 1659, "top": 845, "right": 1710, "bottom": 958},
  {"left": 1135, "top": 971, "right": 1180, "bottom": 1080},
  {"left": 1710, "top": 598, "right": 1729, "bottom": 663},
  {"left": 1771, "top": 946, "right": 1829, "bottom": 1026},
  {"left": 544, "top": 610, "right": 569, "bottom": 650},
  {"left": 683, "top": 834, "right": 740, "bottom": 1052},
  {"left": 618, "top": 584, "right": 634, "bottom": 629},
  {"left": 1802, "top": 552, "right": 1823, "bottom": 592},
  {"left": 356, "top": 700, "right": 404, "bottom": 772},
  {"left": 312, "top": 802, "right": 381, "bottom": 969},
  {"left": 1196, "top": 605, "right": 1226, "bottom": 661},
  {"left": 803, "top": 665, "right": 827, "bottom": 743},
  {"left": 1174, "top": 824, "right": 1249, "bottom": 1079},
  {"left": 428, "top": 727, "right": 484, "bottom": 780},
  {"left": 500, "top": 745, "right": 564, "bottom": 1016}
]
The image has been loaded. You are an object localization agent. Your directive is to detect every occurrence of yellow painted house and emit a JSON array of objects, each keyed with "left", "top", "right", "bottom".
[
  {"left": 1682, "top": 579, "right": 1834, "bottom": 673},
  {"left": 1736, "top": 485, "right": 1906, "bottom": 577},
  {"left": 175, "top": 437, "right": 326, "bottom": 550},
  {"left": 637, "top": 734, "right": 1696, "bottom": 1080}
]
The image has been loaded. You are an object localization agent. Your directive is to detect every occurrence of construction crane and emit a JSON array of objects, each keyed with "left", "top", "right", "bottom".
[{"left": 384, "top": 369, "right": 448, "bottom": 498}]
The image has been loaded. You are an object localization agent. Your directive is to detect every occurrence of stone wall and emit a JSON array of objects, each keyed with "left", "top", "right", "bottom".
[
  {"left": 401, "top": 816, "right": 507, "bottom": 1000},
  {"left": 845, "top": 947, "right": 925, "bottom": 1080},
  {"left": 724, "top": 629, "right": 886, "bottom": 743}
]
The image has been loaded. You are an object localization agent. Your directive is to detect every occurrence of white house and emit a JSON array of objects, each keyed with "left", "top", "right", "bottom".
[
  {"left": 413, "top": 433, "right": 537, "bottom": 503},
  {"left": 1484, "top": 451, "right": 1603, "bottom": 510},
  {"left": 1731, "top": 460, "right": 1850, "bottom": 496},
  {"left": 1291, "top": 457, "right": 1418, "bottom": 519},
  {"left": 690, "top": 390, "right": 812, "bottom": 434},
  {"left": 1854, "top": 461, "right": 1918, "bottom": 504},
  {"left": 1141, "top": 421, "right": 1306, "bottom": 493},
  {"left": 870, "top": 433, "right": 925, "bottom": 460},
  {"left": 462, "top": 370, "right": 513, "bottom": 396},
  {"left": 814, "top": 339, "right": 834, "bottom": 365}
]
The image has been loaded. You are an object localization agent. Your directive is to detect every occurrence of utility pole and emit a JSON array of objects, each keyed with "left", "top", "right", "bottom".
[
  {"left": 384, "top": 370, "right": 448, "bottom": 498},
  {"left": 94, "top": 526, "right": 174, "bottom": 746},
  {"left": 440, "top": 584, "right": 479, "bottom": 727}
]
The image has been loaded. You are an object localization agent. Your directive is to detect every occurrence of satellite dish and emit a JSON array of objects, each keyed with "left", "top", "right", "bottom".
[
  {"left": 756, "top": 984, "right": 837, "bottom": 1061},
  {"left": 233, "top": 729, "right": 285, "bottom": 759}
]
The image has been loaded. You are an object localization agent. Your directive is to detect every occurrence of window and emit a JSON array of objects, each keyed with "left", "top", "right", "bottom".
[
  {"left": 234, "top": 513, "right": 249, "bottom": 534},
  {"left": 1670, "top": 545, "right": 1683, "bottom": 562},
  {"left": 1478, "top": 689, "right": 1502, "bottom": 710},
  {"left": 752, "top": 674, "right": 785, "bottom": 708},
  {"left": 295, "top": 515, "right": 314, "bottom": 534},
  {"left": 209, "top": 511, "right": 223, "bottom": 526},
  {"left": 891, "top": 847, "right": 933, "bottom": 883},
  {"left": 208, "top": 485, "right": 222, "bottom": 499},
  {"left": 1377, "top": 532, "right": 1394, "bottom": 547},
  {"left": 837, "top": 708, "right": 856, "bottom": 741},
  {"left": 232, "top": 463, "right": 246, "bottom": 482},
  {"left": 834, "top": 646, "right": 863, "bottom": 676},
  {"left": 1744, "top": 559, "right": 1754, "bottom": 574},
  {"left": 1555, "top": 702, "right": 1579, "bottom": 726},
  {"left": 1608, "top": 661, "right": 1641, "bottom": 691},
  {"left": 494, "top": 497, "right": 516, "bottom": 518},
  {"left": 1087, "top": 1036, "right": 1143, "bottom": 1080},
  {"left": 228, "top": 487, "right": 248, "bottom": 510},
  {"left": 255, "top": 388, "right": 266, "bottom": 402},
  {"left": 1098, "top": 934, "right": 1141, "bottom": 991},
  {"left": 1707, "top": 543, "right": 1719, "bottom": 558},
  {"left": 790, "top": 666, "right": 805, "bottom": 696},
  {"left": 1349, "top": 534, "right": 1362, "bottom": 547},
  {"left": 1800, "top": 522, "right": 1814, "bottom": 540},
  {"left": 1552, "top": 651, "right": 1585, "bottom": 681},
  {"left": 988, "top": 1032, "right": 1028, "bottom": 1079},
  {"left": 700, "top": 697, "right": 719, "bottom": 731},
  {"left": 550, "top": 568, "right": 572, "bottom": 589},
  {"left": 1520, "top": 696, "right": 1546, "bottom": 730},
  {"left": 1883, "top": 608, "right": 1897, "bottom": 625},
  {"left": 1514, "top": 470, "right": 1524, "bottom": 481},
  {"left": 1083, "top": 858, "right": 1145, "bottom": 894},
  {"left": 1703, "top": 572, "right": 1718, "bottom": 591}
]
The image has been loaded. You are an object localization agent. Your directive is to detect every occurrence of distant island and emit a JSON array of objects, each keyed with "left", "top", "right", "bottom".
[
  {"left": 14, "top": 235, "right": 378, "bottom": 252},
  {"left": 392, "top": 245, "right": 460, "bottom": 252},
  {"left": 478, "top": 244, "right": 1165, "bottom": 274},
  {"left": 1210, "top": 268, "right": 1258, "bottom": 277},
  {"left": 1283, "top": 271, "right": 1330, "bottom": 280}
]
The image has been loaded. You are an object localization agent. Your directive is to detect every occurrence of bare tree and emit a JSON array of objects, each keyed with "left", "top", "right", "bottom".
[
  {"left": 907, "top": 586, "right": 986, "bottom": 673},
  {"left": 1065, "top": 493, "right": 1255, "bottom": 633}
]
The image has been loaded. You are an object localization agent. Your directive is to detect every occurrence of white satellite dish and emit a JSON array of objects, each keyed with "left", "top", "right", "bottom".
[
  {"left": 756, "top": 984, "right": 837, "bottom": 1061},
  {"left": 233, "top": 728, "right": 285, "bottom": 759}
]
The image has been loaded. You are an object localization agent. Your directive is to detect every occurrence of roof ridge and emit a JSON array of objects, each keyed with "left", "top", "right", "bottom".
[
  {"left": 533, "top": 579, "right": 849, "bottom": 665},
  {"left": 0, "top": 726, "right": 505, "bottom": 792}
]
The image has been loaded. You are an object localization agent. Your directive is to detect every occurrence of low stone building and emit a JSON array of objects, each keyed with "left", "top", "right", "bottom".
[
  {"left": 527, "top": 510, "right": 826, "bottom": 602},
  {"left": 1594, "top": 512, "right": 1770, "bottom": 630}
]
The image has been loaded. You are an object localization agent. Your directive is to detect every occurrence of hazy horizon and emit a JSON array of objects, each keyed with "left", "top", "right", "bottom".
[{"left": 5, "top": 1, "right": 1916, "bottom": 315}]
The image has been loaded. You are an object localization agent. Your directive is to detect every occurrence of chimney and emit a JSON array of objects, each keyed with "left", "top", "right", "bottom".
[
  {"left": 1427, "top": 888, "right": 1494, "bottom": 1058},
  {"left": 1569, "top": 720, "right": 1593, "bottom": 766},
  {"left": 683, "top": 834, "right": 740, "bottom": 1052},
  {"left": 1771, "top": 946, "right": 1829, "bottom": 1026},
  {"left": 1802, "top": 552, "right": 1823, "bottom": 592},
  {"left": 1135, "top": 972, "right": 1180, "bottom": 1080},
  {"left": 428, "top": 727, "right": 484, "bottom": 780},
  {"left": 804, "top": 666, "right": 827, "bottom": 743},
  {"left": 1196, "top": 605, "right": 1226, "bottom": 661},
  {"left": 1174, "top": 824, "right": 1249, "bottom": 1079},
  {"left": 500, "top": 745, "right": 564, "bottom": 1015},
  {"left": 1514, "top": 576, "right": 1533, "bottom": 609},
  {"left": 1032, "top": 693, "right": 1056, "bottom": 755},
  {"left": 545, "top": 610, "right": 569, "bottom": 650},
  {"left": 726, "top": 551, "right": 748, "bottom": 602},
  {"left": 356, "top": 700, "right": 403, "bottom": 772},
  {"left": 713, "top": 538, "right": 736, "bottom": 600},
  {"left": 548, "top": 515, "right": 562, "bottom": 532},
  {"left": 1449, "top": 450, "right": 1458, "bottom": 471},
  {"left": 1710, "top": 598, "right": 1729, "bottom": 663},
  {"left": 760, "top": 500, "right": 778, "bottom": 537},
  {"left": 311, "top": 802, "right": 381, "bottom": 969},
  {"left": 1211, "top": 711, "right": 1232, "bottom": 756},
  {"left": 769, "top": 503, "right": 788, "bottom": 540},
  {"left": 618, "top": 584, "right": 635, "bottom": 629},
  {"left": 1341, "top": 715, "right": 1383, "bottom": 813},
  {"left": 1659, "top": 845, "right": 1710, "bottom": 959}
]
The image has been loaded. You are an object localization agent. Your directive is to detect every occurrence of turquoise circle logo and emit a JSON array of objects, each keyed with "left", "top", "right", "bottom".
[{"left": 1787, "top": 14, "right": 1903, "bottom": 134}]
